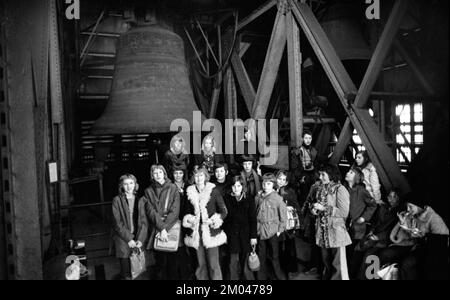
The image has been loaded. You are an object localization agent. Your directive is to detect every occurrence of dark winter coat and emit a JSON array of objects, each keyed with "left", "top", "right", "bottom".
[
  {"left": 240, "top": 170, "right": 262, "bottom": 199},
  {"left": 370, "top": 204, "right": 403, "bottom": 248},
  {"left": 223, "top": 193, "right": 257, "bottom": 254},
  {"left": 163, "top": 150, "right": 190, "bottom": 177},
  {"left": 142, "top": 180, "right": 180, "bottom": 250},
  {"left": 193, "top": 151, "right": 225, "bottom": 176},
  {"left": 112, "top": 194, "right": 148, "bottom": 258},
  {"left": 212, "top": 176, "right": 232, "bottom": 197},
  {"left": 347, "top": 185, "right": 377, "bottom": 240},
  {"left": 298, "top": 182, "right": 320, "bottom": 242}
]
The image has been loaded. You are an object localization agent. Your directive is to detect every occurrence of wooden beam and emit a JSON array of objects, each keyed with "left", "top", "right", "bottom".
[
  {"left": 286, "top": 9, "right": 303, "bottom": 148},
  {"left": 331, "top": 0, "right": 409, "bottom": 164},
  {"left": 251, "top": 11, "right": 287, "bottom": 119}
]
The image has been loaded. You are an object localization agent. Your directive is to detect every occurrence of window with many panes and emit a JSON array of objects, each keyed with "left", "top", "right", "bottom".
[
  {"left": 350, "top": 109, "right": 374, "bottom": 157},
  {"left": 395, "top": 103, "right": 423, "bottom": 165},
  {"left": 349, "top": 104, "right": 424, "bottom": 167}
]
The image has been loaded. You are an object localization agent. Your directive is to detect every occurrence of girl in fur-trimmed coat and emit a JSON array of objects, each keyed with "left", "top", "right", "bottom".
[
  {"left": 312, "top": 165, "right": 351, "bottom": 280},
  {"left": 183, "top": 166, "right": 228, "bottom": 280}
]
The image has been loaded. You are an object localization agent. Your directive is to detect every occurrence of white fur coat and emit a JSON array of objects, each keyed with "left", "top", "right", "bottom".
[{"left": 182, "top": 182, "right": 227, "bottom": 250}]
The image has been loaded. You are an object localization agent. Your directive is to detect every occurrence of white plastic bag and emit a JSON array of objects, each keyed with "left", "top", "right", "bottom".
[
  {"left": 130, "top": 248, "right": 146, "bottom": 280},
  {"left": 377, "top": 263, "right": 399, "bottom": 280}
]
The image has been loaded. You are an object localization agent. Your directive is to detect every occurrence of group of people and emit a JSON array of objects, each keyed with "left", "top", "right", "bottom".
[{"left": 111, "top": 131, "right": 449, "bottom": 280}]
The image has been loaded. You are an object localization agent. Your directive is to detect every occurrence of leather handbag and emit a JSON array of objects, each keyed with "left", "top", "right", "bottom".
[
  {"left": 153, "top": 190, "right": 181, "bottom": 252},
  {"left": 248, "top": 245, "right": 260, "bottom": 272}
]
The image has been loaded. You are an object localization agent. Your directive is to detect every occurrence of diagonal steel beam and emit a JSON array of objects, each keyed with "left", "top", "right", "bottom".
[
  {"left": 331, "top": 0, "right": 409, "bottom": 164},
  {"left": 251, "top": 10, "right": 287, "bottom": 119},
  {"left": 208, "top": 73, "right": 223, "bottom": 118},
  {"left": 193, "top": 0, "right": 277, "bottom": 60},
  {"left": 394, "top": 39, "right": 435, "bottom": 95},
  {"left": 292, "top": 0, "right": 410, "bottom": 194},
  {"left": 230, "top": 49, "right": 255, "bottom": 114},
  {"left": 291, "top": 1, "right": 358, "bottom": 105}
]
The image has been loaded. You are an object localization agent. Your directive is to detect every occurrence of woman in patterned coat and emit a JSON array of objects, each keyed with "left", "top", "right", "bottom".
[{"left": 311, "top": 164, "right": 351, "bottom": 280}]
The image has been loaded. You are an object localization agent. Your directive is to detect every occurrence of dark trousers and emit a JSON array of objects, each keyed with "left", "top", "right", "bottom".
[
  {"left": 281, "top": 236, "right": 298, "bottom": 273},
  {"left": 298, "top": 172, "right": 315, "bottom": 204},
  {"left": 321, "top": 247, "right": 349, "bottom": 280},
  {"left": 346, "top": 241, "right": 363, "bottom": 279},
  {"left": 229, "top": 252, "right": 255, "bottom": 280},
  {"left": 175, "top": 246, "right": 193, "bottom": 280},
  {"left": 299, "top": 241, "right": 323, "bottom": 273},
  {"left": 154, "top": 250, "right": 179, "bottom": 280},
  {"left": 377, "top": 245, "right": 413, "bottom": 267},
  {"left": 257, "top": 235, "right": 286, "bottom": 280},
  {"left": 219, "top": 244, "right": 230, "bottom": 280},
  {"left": 119, "top": 258, "right": 132, "bottom": 280}
]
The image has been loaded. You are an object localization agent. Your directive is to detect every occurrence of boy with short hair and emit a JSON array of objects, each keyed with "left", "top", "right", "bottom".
[
  {"left": 212, "top": 162, "right": 231, "bottom": 196},
  {"left": 255, "top": 173, "right": 287, "bottom": 280}
]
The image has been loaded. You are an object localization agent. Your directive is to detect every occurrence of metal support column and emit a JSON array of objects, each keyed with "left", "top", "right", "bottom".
[{"left": 286, "top": 6, "right": 303, "bottom": 148}]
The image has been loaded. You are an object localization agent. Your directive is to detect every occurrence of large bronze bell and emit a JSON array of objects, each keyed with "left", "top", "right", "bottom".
[
  {"left": 321, "top": 3, "right": 372, "bottom": 61},
  {"left": 91, "top": 24, "right": 202, "bottom": 135}
]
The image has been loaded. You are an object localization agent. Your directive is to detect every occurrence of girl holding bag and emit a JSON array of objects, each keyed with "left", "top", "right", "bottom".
[
  {"left": 112, "top": 174, "right": 148, "bottom": 280},
  {"left": 223, "top": 175, "right": 257, "bottom": 280},
  {"left": 143, "top": 165, "right": 180, "bottom": 280}
]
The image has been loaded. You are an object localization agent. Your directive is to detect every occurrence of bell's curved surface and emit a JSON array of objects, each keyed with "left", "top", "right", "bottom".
[
  {"left": 321, "top": 3, "right": 372, "bottom": 61},
  {"left": 91, "top": 25, "right": 202, "bottom": 135}
]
